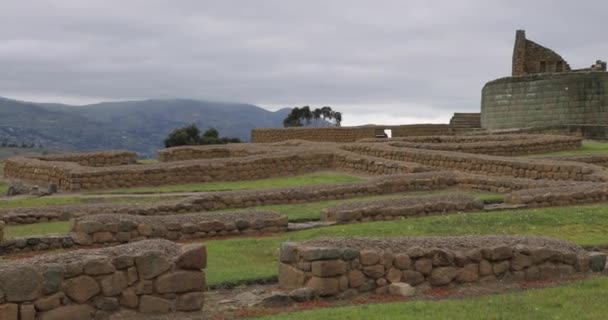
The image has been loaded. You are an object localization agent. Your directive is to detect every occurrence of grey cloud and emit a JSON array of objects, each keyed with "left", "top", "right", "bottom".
[{"left": 1, "top": 0, "right": 607, "bottom": 125}]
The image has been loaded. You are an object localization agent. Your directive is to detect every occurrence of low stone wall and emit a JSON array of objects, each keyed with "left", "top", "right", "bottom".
[
  {"left": 505, "top": 183, "right": 608, "bottom": 207},
  {"left": 71, "top": 211, "right": 288, "bottom": 245},
  {"left": 157, "top": 145, "right": 269, "bottom": 162},
  {"left": 38, "top": 150, "right": 137, "bottom": 167},
  {"left": 3, "top": 151, "right": 335, "bottom": 191},
  {"left": 0, "top": 173, "right": 459, "bottom": 225},
  {"left": 0, "top": 234, "right": 75, "bottom": 255},
  {"left": 5, "top": 134, "right": 595, "bottom": 192},
  {"left": 252, "top": 127, "right": 379, "bottom": 143},
  {"left": 384, "top": 135, "right": 581, "bottom": 156},
  {"left": 278, "top": 236, "right": 605, "bottom": 297},
  {"left": 342, "top": 144, "right": 607, "bottom": 182},
  {"left": 251, "top": 125, "right": 452, "bottom": 143},
  {"left": 321, "top": 195, "right": 483, "bottom": 223},
  {"left": 333, "top": 151, "right": 433, "bottom": 175},
  {"left": 0, "top": 172, "right": 577, "bottom": 225},
  {"left": 0, "top": 240, "right": 206, "bottom": 319}
]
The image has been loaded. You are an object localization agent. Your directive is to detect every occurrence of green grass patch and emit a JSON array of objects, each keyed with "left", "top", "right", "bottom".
[
  {"left": 203, "top": 204, "right": 608, "bottom": 286},
  {"left": 138, "top": 159, "right": 158, "bottom": 164},
  {"left": 0, "top": 180, "right": 7, "bottom": 196},
  {"left": 530, "top": 140, "right": 608, "bottom": 157},
  {"left": 5, "top": 221, "right": 72, "bottom": 239},
  {"left": 90, "top": 172, "right": 365, "bottom": 195},
  {"left": 261, "top": 276, "right": 608, "bottom": 320},
  {"left": 0, "top": 195, "right": 176, "bottom": 209}
]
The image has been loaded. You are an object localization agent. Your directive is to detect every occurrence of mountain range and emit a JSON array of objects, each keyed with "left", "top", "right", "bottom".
[{"left": 0, "top": 96, "right": 291, "bottom": 157}]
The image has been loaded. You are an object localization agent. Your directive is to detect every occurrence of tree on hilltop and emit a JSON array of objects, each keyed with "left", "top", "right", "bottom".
[
  {"left": 164, "top": 124, "right": 241, "bottom": 148},
  {"left": 283, "top": 106, "right": 342, "bottom": 127}
]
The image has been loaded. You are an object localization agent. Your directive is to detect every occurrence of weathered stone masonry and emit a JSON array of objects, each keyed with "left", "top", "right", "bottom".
[
  {"left": 71, "top": 211, "right": 288, "bottom": 246},
  {"left": 251, "top": 124, "right": 452, "bottom": 143},
  {"left": 482, "top": 30, "right": 608, "bottom": 136},
  {"left": 278, "top": 236, "right": 607, "bottom": 298},
  {"left": 481, "top": 72, "right": 608, "bottom": 130},
  {"left": 0, "top": 240, "right": 206, "bottom": 319}
]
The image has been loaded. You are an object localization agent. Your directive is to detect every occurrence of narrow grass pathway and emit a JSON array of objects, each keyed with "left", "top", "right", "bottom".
[{"left": 260, "top": 276, "right": 608, "bottom": 320}]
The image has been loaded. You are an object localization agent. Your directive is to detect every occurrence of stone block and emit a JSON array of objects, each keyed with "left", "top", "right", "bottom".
[
  {"left": 278, "top": 264, "right": 306, "bottom": 290},
  {"left": 429, "top": 267, "right": 458, "bottom": 286},
  {"left": 135, "top": 251, "right": 172, "bottom": 280},
  {"left": 38, "top": 305, "right": 94, "bottom": 320},
  {"left": 0, "top": 303, "right": 18, "bottom": 320},
  {"left": 63, "top": 275, "right": 100, "bottom": 303},
  {"left": 388, "top": 282, "right": 415, "bottom": 297},
  {"left": 100, "top": 271, "right": 128, "bottom": 296},
  {"left": 139, "top": 295, "right": 172, "bottom": 314},
  {"left": 176, "top": 244, "right": 207, "bottom": 270},
  {"left": 0, "top": 266, "right": 43, "bottom": 302},
  {"left": 155, "top": 271, "right": 206, "bottom": 294},
  {"left": 306, "top": 277, "right": 340, "bottom": 296},
  {"left": 311, "top": 260, "right": 346, "bottom": 277}
]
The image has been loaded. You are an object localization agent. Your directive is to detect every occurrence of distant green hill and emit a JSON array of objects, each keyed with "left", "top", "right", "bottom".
[{"left": 0, "top": 97, "right": 289, "bottom": 157}]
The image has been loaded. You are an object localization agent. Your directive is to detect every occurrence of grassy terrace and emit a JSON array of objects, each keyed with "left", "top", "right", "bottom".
[
  {"left": 530, "top": 140, "right": 608, "bottom": 157},
  {"left": 89, "top": 172, "right": 364, "bottom": 195},
  {"left": 204, "top": 204, "right": 608, "bottom": 286},
  {"left": 261, "top": 276, "right": 608, "bottom": 319}
]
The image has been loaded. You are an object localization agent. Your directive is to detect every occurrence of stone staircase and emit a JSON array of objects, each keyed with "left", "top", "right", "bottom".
[{"left": 449, "top": 113, "right": 482, "bottom": 132}]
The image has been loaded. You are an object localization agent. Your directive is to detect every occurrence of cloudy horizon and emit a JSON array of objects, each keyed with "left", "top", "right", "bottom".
[{"left": 1, "top": 1, "right": 607, "bottom": 126}]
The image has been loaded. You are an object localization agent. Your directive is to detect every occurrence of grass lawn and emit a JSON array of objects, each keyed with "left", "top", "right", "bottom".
[
  {"left": 0, "top": 180, "right": 7, "bottom": 196},
  {"left": 89, "top": 172, "right": 365, "bottom": 195},
  {"left": 2, "top": 189, "right": 502, "bottom": 238},
  {"left": 530, "top": 140, "right": 608, "bottom": 157},
  {"left": 138, "top": 159, "right": 158, "bottom": 164},
  {"left": 5, "top": 221, "right": 72, "bottom": 239},
  {"left": 260, "top": 276, "right": 608, "bottom": 320},
  {"left": 204, "top": 204, "right": 608, "bottom": 286}
]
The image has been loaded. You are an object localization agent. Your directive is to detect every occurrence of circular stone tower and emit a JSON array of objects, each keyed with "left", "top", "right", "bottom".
[{"left": 481, "top": 30, "right": 608, "bottom": 136}]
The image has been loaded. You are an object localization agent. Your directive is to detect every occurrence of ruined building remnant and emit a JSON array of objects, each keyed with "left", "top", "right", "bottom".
[
  {"left": 512, "top": 30, "right": 571, "bottom": 76},
  {"left": 512, "top": 30, "right": 606, "bottom": 76},
  {"left": 481, "top": 30, "right": 608, "bottom": 138}
]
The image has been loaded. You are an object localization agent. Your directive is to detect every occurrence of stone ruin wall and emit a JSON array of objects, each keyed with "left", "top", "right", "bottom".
[
  {"left": 0, "top": 240, "right": 206, "bottom": 319},
  {"left": 71, "top": 211, "right": 288, "bottom": 247},
  {"left": 3, "top": 151, "right": 337, "bottom": 191},
  {"left": 278, "top": 236, "right": 607, "bottom": 298},
  {"left": 342, "top": 141, "right": 604, "bottom": 182},
  {"left": 512, "top": 30, "right": 571, "bottom": 76},
  {"left": 481, "top": 72, "right": 608, "bottom": 131},
  {"left": 483, "top": 30, "right": 608, "bottom": 136},
  {"left": 251, "top": 124, "right": 452, "bottom": 143},
  {"left": 157, "top": 145, "right": 269, "bottom": 162},
  {"left": 320, "top": 194, "right": 483, "bottom": 223},
  {"left": 2, "top": 134, "right": 591, "bottom": 192},
  {"left": 0, "top": 170, "right": 588, "bottom": 228},
  {"left": 38, "top": 150, "right": 137, "bottom": 167},
  {"left": 379, "top": 134, "right": 581, "bottom": 156}
]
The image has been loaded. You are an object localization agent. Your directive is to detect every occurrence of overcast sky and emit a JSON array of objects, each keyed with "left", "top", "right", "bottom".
[{"left": 1, "top": 1, "right": 607, "bottom": 125}]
